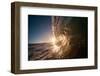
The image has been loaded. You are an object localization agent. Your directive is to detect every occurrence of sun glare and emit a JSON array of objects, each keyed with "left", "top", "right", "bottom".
[{"left": 50, "top": 34, "right": 69, "bottom": 56}]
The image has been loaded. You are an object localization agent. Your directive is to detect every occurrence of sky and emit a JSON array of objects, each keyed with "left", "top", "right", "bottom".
[{"left": 28, "top": 15, "right": 53, "bottom": 44}]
